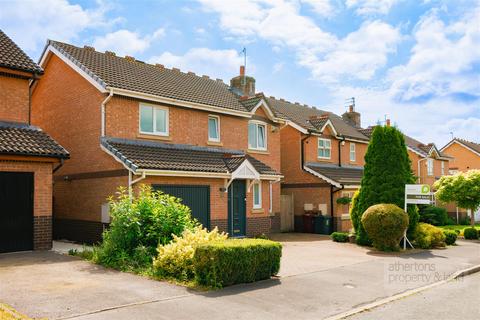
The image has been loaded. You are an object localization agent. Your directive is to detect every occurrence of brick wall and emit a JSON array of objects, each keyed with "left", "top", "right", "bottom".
[
  {"left": 442, "top": 142, "right": 480, "bottom": 172},
  {"left": 0, "top": 74, "right": 30, "bottom": 123},
  {"left": 34, "top": 216, "right": 52, "bottom": 250}
]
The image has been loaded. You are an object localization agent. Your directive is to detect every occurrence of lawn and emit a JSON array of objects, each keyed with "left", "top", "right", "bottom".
[
  {"left": 438, "top": 224, "right": 480, "bottom": 232},
  {"left": 0, "top": 304, "right": 31, "bottom": 320}
]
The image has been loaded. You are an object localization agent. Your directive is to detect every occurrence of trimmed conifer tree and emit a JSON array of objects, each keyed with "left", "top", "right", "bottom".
[{"left": 351, "top": 125, "right": 418, "bottom": 245}]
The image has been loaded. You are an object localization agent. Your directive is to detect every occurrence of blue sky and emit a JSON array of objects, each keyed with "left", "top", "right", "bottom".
[{"left": 1, "top": 0, "right": 479, "bottom": 145}]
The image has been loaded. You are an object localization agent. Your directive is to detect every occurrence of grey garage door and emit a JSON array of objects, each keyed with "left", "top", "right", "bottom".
[
  {"left": 152, "top": 185, "right": 210, "bottom": 229},
  {"left": 0, "top": 172, "right": 34, "bottom": 253}
]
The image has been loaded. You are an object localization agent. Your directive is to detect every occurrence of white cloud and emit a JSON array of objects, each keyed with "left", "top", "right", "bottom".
[
  {"left": 301, "top": 0, "right": 336, "bottom": 17},
  {"left": 0, "top": 0, "right": 117, "bottom": 55},
  {"left": 149, "top": 48, "right": 244, "bottom": 81},
  {"left": 93, "top": 28, "right": 165, "bottom": 56},
  {"left": 197, "top": 0, "right": 401, "bottom": 83},
  {"left": 346, "top": 0, "right": 401, "bottom": 15},
  {"left": 388, "top": 6, "right": 480, "bottom": 102},
  {"left": 273, "top": 62, "right": 284, "bottom": 73}
]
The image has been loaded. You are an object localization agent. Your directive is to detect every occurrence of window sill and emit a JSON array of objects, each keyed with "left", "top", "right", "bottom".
[
  {"left": 252, "top": 208, "right": 264, "bottom": 214},
  {"left": 317, "top": 157, "right": 332, "bottom": 161},
  {"left": 207, "top": 141, "right": 223, "bottom": 146},
  {"left": 248, "top": 149, "right": 269, "bottom": 155},
  {"left": 137, "top": 134, "right": 172, "bottom": 141}
]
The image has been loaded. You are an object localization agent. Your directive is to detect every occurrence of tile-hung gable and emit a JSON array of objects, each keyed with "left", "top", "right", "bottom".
[
  {"left": 0, "top": 30, "right": 43, "bottom": 74},
  {"left": 43, "top": 41, "right": 250, "bottom": 115}
]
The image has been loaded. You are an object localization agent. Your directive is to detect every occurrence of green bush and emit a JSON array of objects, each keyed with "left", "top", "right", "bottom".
[
  {"left": 92, "top": 185, "right": 196, "bottom": 270},
  {"left": 419, "top": 206, "right": 449, "bottom": 226},
  {"left": 194, "top": 239, "right": 282, "bottom": 288},
  {"left": 331, "top": 232, "right": 349, "bottom": 242},
  {"left": 414, "top": 223, "right": 446, "bottom": 249},
  {"left": 352, "top": 126, "right": 418, "bottom": 246},
  {"left": 443, "top": 230, "right": 457, "bottom": 245},
  {"left": 361, "top": 204, "right": 409, "bottom": 251},
  {"left": 459, "top": 216, "right": 471, "bottom": 225},
  {"left": 463, "top": 227, "right": 479, "bottom": 240},
  {"left": 153, "top": 226, "right": 227, "bottom": 281},
  {"left": 336, "top": 197, "right": 352, "bottom": 205}
]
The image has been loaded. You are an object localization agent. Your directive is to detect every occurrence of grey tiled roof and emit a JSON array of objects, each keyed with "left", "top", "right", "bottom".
[
  {"left": 266, "top": 97, "right": 369, "bottom": 140},
  {"left": 0, "top": 30, "right": 43, "bottom": 74},
  {"left": 305, "top": 162, "right": 363, "bottom": 185},
  {"left": 452, "top": 138, "right": 480, "bottom": 155},
  {"left": 49, "top": 41, "right": 248, "bottom": 113},
  {"left": 101, "top": 137, "right": 280, "bottom": 176},
  {"left": 0, "top": 121, "right": 69, "bottom": 158}
]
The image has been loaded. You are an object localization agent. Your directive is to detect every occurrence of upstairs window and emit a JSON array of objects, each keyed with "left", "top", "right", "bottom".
[
  {"left": 441, "top": 161, "right": 445, "bottom": 175},
  {"left": 427, "top": 158, "right": 434, "bottom": 176},
  {"left": 350, "top": 142, "right": 356, "bottom": 162},
  {"left": 248, "top": 122, "right": 267, "bottom": 150},
  {"left": 208, "top": 115, "right": 220, "bottom": 142},
  {"left": 318, "top": 138, "right": 331, "bottom": 159},
  {"left": 139, "top": 103, "right": 168, "bottom": 136}
]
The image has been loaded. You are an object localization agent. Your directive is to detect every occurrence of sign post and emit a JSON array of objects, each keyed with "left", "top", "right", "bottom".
[{"left": 403, "top": 184, "right": 435, "bottom": 250}]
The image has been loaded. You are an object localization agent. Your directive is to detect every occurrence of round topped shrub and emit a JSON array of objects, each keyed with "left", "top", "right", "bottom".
[
  {"left": 361, "top": 204, "right": 409, "bottom": 251},
  {"left": 414, "top": 223, "right": 446, "bottom": 249},
  {"left": 463, "top": 227, "right": 479, "bottom": 240}
]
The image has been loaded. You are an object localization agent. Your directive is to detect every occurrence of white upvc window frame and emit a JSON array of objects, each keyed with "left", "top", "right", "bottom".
[
  {"left": 208, "top": 115, "right": 220, "bottom": 142},
  {"left": 427, "top": 158, "right": 434, "bottom": 176},
  {"left": 139, "top": 103, "right": 169, "bottom": 136},
  {"left": 317, "top": 138, "right": 332, "bottom": 159},
  {"left": 248, "top": 121, "right": 267, "bottom": 151},
  {"left": 253, "top": 181, "right": 262, "bottom": 209},
  {"left": 441, "top": 161, "right": 445, "bottom": 175},
  {"left": 350, "top": 142, "right": 356, "bottom": 162}
]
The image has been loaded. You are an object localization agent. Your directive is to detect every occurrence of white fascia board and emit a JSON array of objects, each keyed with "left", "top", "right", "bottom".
[
  {"left": 407, "top": 146, "right": 426, "bottom": 158},
  {"left": 40, "top": 45, "right": 107, "bottom": 93},
  {"left": 440, "top": 140, "right": 455, "bottom": 152},
  {"left": 251, "top": 99, "right": 277, "bottom": 122},
  {"left": 111, "top": 87, "right": 252, "bottom": 118},
  {"left": 286, "top": 120, "right": 309, "bottom": 134},
  {"left": 260, "top": 174, "right": 283, "bottom": 181},
  {"left": 320, "top": 119, "right": 338, "bottom": 136},
  {"left": 100, "top": 144, "right": 137, "bottom": 173},
  {"left": 303, "top": 166, "right": 342, "bottom": 188},
  {"left": 137, "top": 169, "right": 230, "bottom": 179},
  {"left": 343, "top": 184, "right": 360, "bottom": 189},
  {"left": 343, "top": 137, "right": 369, "bottom": 144}
]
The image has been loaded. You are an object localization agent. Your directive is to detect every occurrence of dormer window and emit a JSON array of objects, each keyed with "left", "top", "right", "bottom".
[
  {"left": 248, "top": 121, "right": 267, "bottom": 150},
  {"left": 139, "top": 103, "right": 168, "bottom": 136}
]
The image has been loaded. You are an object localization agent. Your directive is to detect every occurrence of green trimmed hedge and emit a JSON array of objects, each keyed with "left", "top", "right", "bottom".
[
  {"left": 414, "top": 223, "right": 446, "bottom": 249},
  {"left": 443, "top": 230, "right": 457, "bottom": 245},
  {"left": 464, "top": 227, "right": 479, "bottom": 240},
  {"left": 331, "top": 232, "right": 349, "bottom": 242},
  {"left": 194, "top": 239, "right": 282, "bottom": 288}
]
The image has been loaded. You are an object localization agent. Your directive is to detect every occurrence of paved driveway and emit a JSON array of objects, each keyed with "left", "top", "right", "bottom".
[{"left": 1, "top": 234, "right": 479, "bottom": 320}]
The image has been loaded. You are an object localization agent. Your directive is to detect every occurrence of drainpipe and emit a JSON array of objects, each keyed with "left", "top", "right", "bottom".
[
  {"left": 417, "top": 157, "right": 428, "bottom": 183},
  {"left": 101, "top": 88, "right": 114, "bottom": 137},
  {"left": 53, "top": 158, "right": 65, "bottom": 173},
  {"left": 331, "top": 185, "right": 345, "bottom": 232},
  {"left": 300, "top": 133, "right": 311, "bottom": 171},
  {"left": 338, "top": 135, "right": 345, "bottom": 167},
  {"left": 128, "top": 170, "right": 146, "bottom": 198}
]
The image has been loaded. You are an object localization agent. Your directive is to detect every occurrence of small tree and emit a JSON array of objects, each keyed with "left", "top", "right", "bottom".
[
  {"left": 351, "top": 126, "right": 418, "bottom": 245},
  {"left": 434, "top": 170, "right": 480, "bottom": 226}
]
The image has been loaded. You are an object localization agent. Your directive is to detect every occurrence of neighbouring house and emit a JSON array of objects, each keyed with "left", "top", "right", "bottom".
[
  {"left": 359, "top": 124, "right": 451, "bottom": 186},
  {"left": 441, "top": 138, "right": 480, "bottom": 173},
  {"left": 0, "top": 30, "right": 69, "bottom": 253},
  {"left": 32, "top": 41, "right": 284, "bottom": 243},
  {"left": 272, "top": 100, "right": 369, "bottom": 232},
  {"left": 440, "top": 138, "right": 480, "bottom": 222}
]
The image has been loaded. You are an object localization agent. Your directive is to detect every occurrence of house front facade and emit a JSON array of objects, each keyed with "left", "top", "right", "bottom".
[
  {"left": 273, "top": 101, "right": 369, "bottom": 232},
  {"left": 441, "top": 138, "right": 480, "bottom": 173},
  {"left": 0, "top": 30, "right": 69, "bottom": 253},
  {"left": 32, "top": 41, "right": 283, "bottom": 243}
]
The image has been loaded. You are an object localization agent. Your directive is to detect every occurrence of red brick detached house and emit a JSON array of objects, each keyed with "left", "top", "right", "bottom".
[
  {"left": 32, "top": 41, "right": 284, "bottom": 243},
  {"left": 0, "top": 30, "right": 69, "bottom": 253}
]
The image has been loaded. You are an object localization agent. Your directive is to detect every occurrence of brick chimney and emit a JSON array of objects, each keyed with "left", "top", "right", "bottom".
[
  {"left": 230, "top": 65, "right": 255, "bottom": 97},
  {"left": 342, "top": 104, "right": 361, "bottom": 128},
  {"left": 386, "top": 118, "right": 391, "bottom": 127}
]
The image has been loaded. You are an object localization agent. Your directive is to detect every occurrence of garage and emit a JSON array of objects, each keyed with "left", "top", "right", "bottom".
[
  {"left": 0, "top": 172, "right": 34, "bottom": 253},
  {"left": 153, "top": 185, "right": 210, "bottom": 229}
]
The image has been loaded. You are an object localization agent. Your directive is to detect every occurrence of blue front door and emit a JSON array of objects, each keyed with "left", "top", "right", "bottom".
[{"left": 228, "top": 180, "right": 246, "bottom": 237}]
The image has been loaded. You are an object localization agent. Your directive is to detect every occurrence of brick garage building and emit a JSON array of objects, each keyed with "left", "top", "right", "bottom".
[
  {"left": 33, "top": 41, "right": 283, "bottom": 243},
  {"left": 0, "top": 30, "right": 69, "bottom": 253}
]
